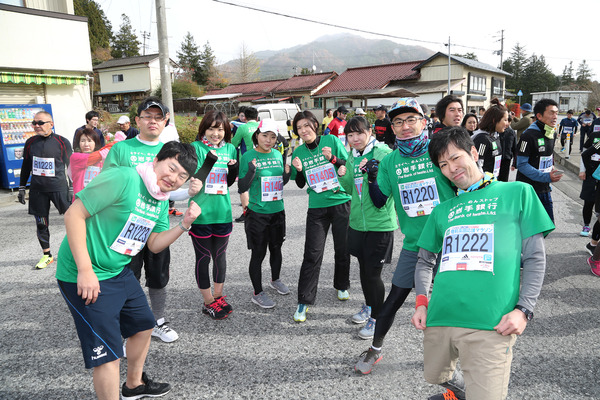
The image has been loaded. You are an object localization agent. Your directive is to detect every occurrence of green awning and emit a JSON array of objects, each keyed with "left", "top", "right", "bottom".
[{"left": 0, "top": 72, "right": 88, "bottom": 85}]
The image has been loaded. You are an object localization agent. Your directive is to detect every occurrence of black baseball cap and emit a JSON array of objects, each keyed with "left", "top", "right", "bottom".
[
  {"left": 373, "top": 104, "right": 387, "bottom": 112},
  {"left": 337, "top": 106, "right": 349, "bottom": 114},
  {"left": 137, "top": 97, "right": 167, "bottom": 116}
]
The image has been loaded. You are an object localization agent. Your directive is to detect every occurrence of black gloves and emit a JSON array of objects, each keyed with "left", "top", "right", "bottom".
[
  {"left": 361, "top": 159, "right": 380, "bottom": 182},
  {"left": 18, "top": 186, "right": 26, "bottom": 204}
]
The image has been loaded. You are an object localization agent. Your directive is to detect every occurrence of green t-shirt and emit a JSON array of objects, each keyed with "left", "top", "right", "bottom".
[
  {"left": 339, "top": 142, "right": 398, "bottom": 232},
  {"left": 377, "top": 150, "right": 455, "bottom": 251},
  {"left": 56, "top": 167, "right": 170, "bottom": 283},
  {"left": 190, "top": 141, "right": 237, "bottom": 224},
  {"left": 231, "top": 121, "right": 259, "bottom": 154},
  {"left": 103, "top": 136, "right": 164, "bottom": 169},
  {"left": 290, "top": 135, "right": 351, "bottom": 209},
  {"left": 240, "top": 148, "right": 285, "bottom": 214},
  {"left": 417, "top": 181, "right": 555, "bottom": 330}
]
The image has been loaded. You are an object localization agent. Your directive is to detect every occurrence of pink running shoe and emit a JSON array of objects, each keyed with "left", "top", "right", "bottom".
[{"left": 587, "top": 257, "right": 600, "bottom": 277}]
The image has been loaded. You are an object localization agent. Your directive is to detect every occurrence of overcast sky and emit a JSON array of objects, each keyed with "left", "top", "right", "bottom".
[{"left": 99, "top": 0, "right": 599, "bottom": 82}]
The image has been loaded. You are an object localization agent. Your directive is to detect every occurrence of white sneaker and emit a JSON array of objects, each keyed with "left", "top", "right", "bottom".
[{"left": 152, "top": 318, "right": 179, "bottom": 343}]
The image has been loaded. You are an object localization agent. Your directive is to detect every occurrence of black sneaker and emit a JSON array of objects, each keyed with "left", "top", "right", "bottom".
[
  {"left": 121, "top": 372, "right": 171, "bottom": 400},
  {"left": 234, "top": 213, "right": 246, "bottom": 223},
  {"left": 202, "top": 300, "right": 229, "bottom": 320},
  {"left": 214, "top": 295, "right": 233, "bottom": 314},
  {"left": 586, "top": 243, "right": 596, "bottom": 256}
]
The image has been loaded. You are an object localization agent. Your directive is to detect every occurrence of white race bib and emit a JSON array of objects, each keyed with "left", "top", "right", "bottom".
[
  {"left": 306, "top": 163, "right": 340, "bottom": 193},
  {"left": 110, "top": 213, "right": 156, "bottom": 256},
  {"left": 539, "top": 155, "right": 553, "bottom": 173},
  {"left": 440, "top": 224, "right": 494, "bottom": 273},
  {"left": 205, "top": 167, "right": 228, "bottom": 195},
  {"left": 354, "top": 177, "right": 363, "bottom": 198},
  {"left": 32, "top": 156, "right": 55, "bottom": 177},
  {"left": 399, "top": 177, "right": 440, "bottom": 217},
  {"left": 261, "top": 176, "right": 283, "bottom": 201},
  {"left": 592, "top": 154, "right": 600, "bottom": 162},
  {"left": 563, "top": 127, "right": 573, "bottom": 134},
  {"left": 493, "top": 155, "right": 502, "bottom": 178},
  {"left": 584, "top": 118, "right": 593, "bottom": 124},
  {"left": 83, "top": 165, "right": 101, "bottom": 187},
  {"left": 594, "top": 125, "right": 600, "bottom": 132}
]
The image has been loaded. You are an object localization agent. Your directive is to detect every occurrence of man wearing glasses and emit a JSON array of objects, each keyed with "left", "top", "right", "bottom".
[
  {"left": 103, "top": 97, "right": 180, "bottom": 344},
  {"left": 355, "top": 98, "right": 455, "bottom": 374},
  {"left": 18, "top": 111, "right": 73, "bottom": 270}
]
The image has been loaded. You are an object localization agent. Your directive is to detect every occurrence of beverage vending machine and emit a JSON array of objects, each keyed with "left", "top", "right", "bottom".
[{"left": 0, "top": 104, "right": 53, "bottom": 189}]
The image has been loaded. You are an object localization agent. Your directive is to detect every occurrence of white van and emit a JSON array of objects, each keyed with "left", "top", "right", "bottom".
[{"left": 255, "top": 103, "right": 301, "bottom": 139}]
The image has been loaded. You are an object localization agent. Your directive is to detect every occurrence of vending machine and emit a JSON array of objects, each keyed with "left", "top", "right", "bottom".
[{"left": 0, "top": 104, "right": 53, "bottom": 189}]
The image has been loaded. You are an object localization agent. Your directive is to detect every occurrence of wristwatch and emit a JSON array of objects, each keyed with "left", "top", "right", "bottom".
[
  {"left": 514, "top": 305, "right": 534, "bottom": 321},
  {"left": 178, "top": 221, "right": 191, "bottom": 232}
]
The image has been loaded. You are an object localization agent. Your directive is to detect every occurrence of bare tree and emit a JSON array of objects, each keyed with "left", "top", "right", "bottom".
[{"left": 234, "top": 42, "right": 260, "bottom": 83}]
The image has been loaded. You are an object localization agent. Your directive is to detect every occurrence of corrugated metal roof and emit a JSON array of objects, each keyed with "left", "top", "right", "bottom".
[
  {"left": 413, "top": 52, "right": 511, "bottom": 76},
  {"left": 94, "top": 54, "right": 161, "bottom": 70},
  {"left": 273, "top": 72, "right": 337, "bottom": 92}
]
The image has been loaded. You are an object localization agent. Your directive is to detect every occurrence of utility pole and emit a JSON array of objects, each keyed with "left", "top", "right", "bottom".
[
  {"left": 494, "top": 29, "right": 504, "bottom": 69},
  {"left": 141, "top": 31, "right": 151, "bottom": 55},
  {"left": 445, "top": 36, "right": 451, "bottom": 95},
  {"left": 155, "top": 0, "right": 173, "bottom": 116}
]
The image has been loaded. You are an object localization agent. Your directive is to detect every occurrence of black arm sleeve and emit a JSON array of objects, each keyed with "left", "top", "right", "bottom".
[
  {"left": 227, "top": 162, "right": 239, "bottom": 187},
  {"left": 193, "top": 151, "right": 219, "bottom": 182},
  {"left": 237, "top": 162, "right": 256, "bottom": 193},
  {"left": 332, "top": 157, "right": 346, "bottom": 167},
  {"left": 19, "top": 141, "right": 33, "bottom": 187},
  {"left": 368, "top": 180, "right": 388, "bottom": 208},
  {"left": 295, "top": 171, "right": 306, "bottom": 188}
]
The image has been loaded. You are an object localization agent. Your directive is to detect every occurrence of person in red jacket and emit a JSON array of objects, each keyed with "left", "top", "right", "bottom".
[{"left": 324, "top": 106, "right": 348, "bottom": 145}]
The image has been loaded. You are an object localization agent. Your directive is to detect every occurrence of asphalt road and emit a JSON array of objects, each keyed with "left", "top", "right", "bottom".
[{"left": 1, "top": 168, "right": 599, "bottom": 400}]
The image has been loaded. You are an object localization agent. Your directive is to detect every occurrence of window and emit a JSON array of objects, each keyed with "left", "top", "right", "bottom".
[
  {"left": 313, "top": 98, "right": 323, "bottom": 108},
  {"left": 112, "top": 74, "right": 124, "bottom": 83},
  {"left": 273, "top": 109, "right": 287, "bottom": 121},
  {"left": 468, "top": 73, "right": 486, "bottom": 95},
  {"left": 491, "top": 78, "right": 503, "bottom": 97}
]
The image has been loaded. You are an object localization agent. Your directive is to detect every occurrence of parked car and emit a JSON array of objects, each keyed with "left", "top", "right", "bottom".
[{"left": 255, "top": 103, "right": 301, "bottom": 139}]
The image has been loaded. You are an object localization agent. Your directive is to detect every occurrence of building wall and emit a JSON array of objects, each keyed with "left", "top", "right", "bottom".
[
  {"left": 419, "top": 58, "right": 465, "bottom": 81},
  {"left": 45, "top": 83, "right": 91, "bottom": 140},
  {"left": 25, "top": 0, "right": 73, "bottom": 13},
  {"left": 98, "top": 65, "right": 152, "bottom": 94},
  {"left": 532, "top": 92, "right": 590, "bottom": 113}
]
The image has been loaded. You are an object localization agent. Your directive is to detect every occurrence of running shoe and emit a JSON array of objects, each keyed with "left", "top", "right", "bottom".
[
  {"left": 351, "top": 304, "right": 371, "bottom": 324},
  {"left": 151, "top": 318, "right": 179, "bottom": 343},
  {"left": 168, "top": 208, "right": 183, "bottom": 216},
  {"left": 580, "top": 226, "right": 591, "bottom": 237},
  {"left": 337, "top": 289, "right": 349, "bottom": 301},
  {"left": 354, "top": 347, "right": 382, "bottom": 374},
  {"left": 235, "top": 212, "right": 246, "bottom": 223},
  {"left": 358, "top": 318, "right": 376, "bottom": 340},
  {"left": 293, "top": 303, "right": 308, "bottom": 322},
  {"left": 251, "top": 291, "right": 275, "bottom": 309},
  {"left": 269, "top": 279, "right": 290, "bottom": 295},
  {"left": 121, "top": 372, "right": 171, "bottom": 400},
  {"left": 586, "top": 243, "right": 597, "bottom": 256},
  {"left": 428, "top": 389, "right": 464, "bottom": 400},
  {"left": 587, "top": 257, "right": 600, "bottom": 277},
  {"left": 215, "top": 295, "right": 233, "bottom": 314},
  {"left": 202, "top": 300, "right": 229, "bottom": 320},
  {"left": 35, "top": 254, "right": 53, "bottom": 269},
  {"left": 560, "top": 148, "right": 565, "bottom": 152}
]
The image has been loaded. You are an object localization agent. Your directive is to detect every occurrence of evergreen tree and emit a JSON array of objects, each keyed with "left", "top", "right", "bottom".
[
  {"left": 502, "top": 43, "right": 528, "bottom": 94},
  {"left": 576, "top": 60, "right": 593, "bottom": 87},
  {"left": 198, "top": 41, "right": 216, "bottom": 86},
  {"left": 522, "top": 54, "right": 557, "bottom": 103},
  {"left": 176, "top": 32, "right": 202, "bottom": 85},
  {"left": 561, "top": 61, "right": 575, "bottom": 87},
  {"left": 111, "top": 14, "right": 141, "bottom": 59},
  {"left": 453, "top": 52, "right": 478, "bottom": 61},
  {"left": 74, "top": 0, "right": 112, "bottom": 64}
]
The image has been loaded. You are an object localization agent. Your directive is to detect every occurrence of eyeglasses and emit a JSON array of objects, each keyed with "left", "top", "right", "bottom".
[
  {"left": 139, "top": 115, "right": 166, "bottom": 122},
  {"left": 32, "top": 120, "right": 52, "bottom": 126},
  {"left": 391, "top": 117, "right": 423, "bottom": 127}
]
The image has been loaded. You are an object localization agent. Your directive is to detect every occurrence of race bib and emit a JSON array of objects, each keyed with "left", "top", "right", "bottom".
[
  {"left": 306, "top": 163, "right": 340, "bottom": 193},
  {"left": 584, "top": 118, "right": 593, "bottom": 124},
  {"left": 205, "top": 167, "right": 227, "bottom": 195},
  {"left": 539, "top": 155, "right": 553, "bottom": 173},
  {"left": 399, "top": 177, "right": 440, "bottom": 217},
  {"left": 83, "top": 165, "right": 101, "bottom": 187},
  {"left": 440, "top": 224, "right": 494, "bottom": 274},
  {"left": 354, "top": 177, "right": 363, "bottom": 198},
  {"left": 32, "top": 156, "right": 55, "bottom": 177},
  {"left": 563, "top": 127, "right": 573, "bottom": 134},
  {"left": 594, "top": 125, "right": 600, "bottom": 132},
  {"left": 591, "top": 154, "right": 600, "bottom": 162},
  {"left": 110, "top": 213, "right": 156, "bottom": 256},
  {"left": 493, "top": 155, "right": 502, "bottom": 178},
  {"left": 339, "top": 135, "right": 347, "bottom": 145},
  {"left": 261, "top": 176, "right": 283, "bottom": 201}
]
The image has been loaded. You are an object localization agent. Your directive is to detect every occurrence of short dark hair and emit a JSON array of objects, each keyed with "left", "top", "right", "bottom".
[
  {"left": 238, "top": 106, "right": 247, "bottom": 114},
  {"left": 478, "top": 104, "right": 507, "bottom": 133},
  {"left": 244, "top": 107, "right": 258, "bottom": 120},
  {"left": 533, "top": 98, "right": 558, "bottom": 118},
  {"left": 293, "top": 110, "right": 319, "bottom": 135},
  {"left": 345, "top": 116, "right": 370, "bottom": 135},
  {"left": 155, "top": 141, "right": 197, "bottom": 179},
  {"left": 567, "top": 109, "right": 574, "bottom": 115},
  {"left": 479, "top": 107, "right": 486, "bottom": 112},
  {"left": 196, "top": 110, "right": 231, "bottom": 143},
  {"left": 85, "top": 110, "right": 99, "bottom": 122},
  {"left": 435, "top": 95, "right": 464, "bottom": 124},
  {"left": 428, "top": 126, "right": 475, "bottom": 168},
  {"left": 74, "top": 128, "right": 101, "bottom": 152}
]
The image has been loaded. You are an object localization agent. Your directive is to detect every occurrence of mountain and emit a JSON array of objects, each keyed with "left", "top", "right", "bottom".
[{"left": 219, "top": 33, "right": 435, "bottom": 82}]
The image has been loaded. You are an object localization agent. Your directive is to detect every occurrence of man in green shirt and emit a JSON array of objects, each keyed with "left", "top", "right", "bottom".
[
  {"left": 231, "top": 106, "right": 259, "bottom": 222},
  {"left": 57, "top": 141, "right": 201, "bottom": 400},
  {"left": 411, "top": 126, "right": 554, "bottom": 400}
]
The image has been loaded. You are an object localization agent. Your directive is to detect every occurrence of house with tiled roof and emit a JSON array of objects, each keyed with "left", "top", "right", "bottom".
[{"left": 93, "top": 54, "right": 178, "bottom": 111}]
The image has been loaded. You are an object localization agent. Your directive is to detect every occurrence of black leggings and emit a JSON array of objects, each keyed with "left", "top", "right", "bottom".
[
  {"left": 372, "top": 285, "right": 412, "bottom": 348},
  {"left": 190, "top": 234, "right": 229, "bottom": 290},
  {"left": 35, "top": 215, "right": 50, "bottom": 250},
  {"left": 249, "top": 242, "right": 283, "bottom": 294},
  {"left": 583, "top": 200, "right": 594, "bottom": 226}
]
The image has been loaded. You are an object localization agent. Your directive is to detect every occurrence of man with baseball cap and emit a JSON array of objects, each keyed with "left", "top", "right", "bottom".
[
  {"left": 373, "top": 104, "right": 395, "bottom": 148},
  {"left": 103, "top": 96, "right": 180, "bottom": 343},
  {"left": 354, "top": 98, "right": 455, "bottom": 374},
  {"left": 117, "top": 115, "right": 139, "bottom": 140},
  {"left": 355, "top": 108, "right": 366, "bottom": 116},
  {"left": 324, "top": 106, "right": 348, "bottom": 145}
]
